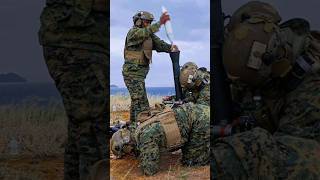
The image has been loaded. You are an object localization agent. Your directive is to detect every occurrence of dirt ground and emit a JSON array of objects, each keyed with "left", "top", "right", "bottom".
[
  {"left": 0, "top": 155, "right": 64, "bottom": 180},
  {"left": 110, "top": 153, "right": 210, "bottom": 180}
]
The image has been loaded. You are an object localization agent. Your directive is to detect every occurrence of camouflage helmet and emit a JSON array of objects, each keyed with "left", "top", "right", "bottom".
[
  {"left": 133, "top": 11, "right": 154, "bottom": 24},
  {"left": 226, "top": 1, "right": 281, "bottom": 33},
  {"left": 110, "top": 128, "right": 132, "bottom": 158},
  {"left": 224, "top": 16, "right": 311, "bottom": 87},
  {"left": 179, "top": 62, "right": 201, "bottom": 89}
]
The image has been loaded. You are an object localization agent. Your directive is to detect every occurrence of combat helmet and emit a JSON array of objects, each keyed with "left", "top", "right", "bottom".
[
  {"left": 111, "top": 128, "right": 132, "bottom": 158},
  {"left": 133, "top": 11, "right": 154, "bottom": 26},
  {"left": 226, "top": 1, "right": 281, "bottom": 33},
  {"left": 223, "top": 16, "right": 313, "bottom": 88},
  {"left": 180, "top": 62, "right": 206, "bottom": 89}
]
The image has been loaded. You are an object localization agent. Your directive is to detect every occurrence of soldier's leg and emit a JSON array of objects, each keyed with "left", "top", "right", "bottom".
[
  {"left": 124, "top": 78, "right": 149, "bottom": 123},
  {"left": 43, "top": 47, "right": 108, "bottom": 180},
  {"left": 43, "top": 47, "right": 81, "bottom": 179},
  {"left": 64, "top": 116, "right": 80, "bottom": 180},
  {"left": 181, "top": 105, "right": 210, "bottom": 166},
  {"left": 73, "top": 50, "right": 108, "bottom": 180}
]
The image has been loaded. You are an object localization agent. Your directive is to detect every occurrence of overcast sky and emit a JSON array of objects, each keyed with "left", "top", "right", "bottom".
[
  {"left": 1, "top": 0, "right": 320, "bottom": 84},
  {"left": 110, "top": 0, "right": 210, "bottom": 87}
]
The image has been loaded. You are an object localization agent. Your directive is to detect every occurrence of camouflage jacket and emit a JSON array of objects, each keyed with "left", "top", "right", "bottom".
[
  {"left": 125, "top": 22, "right": 171, "bottom": 53},
  {"left": 135, "top": 103, "right": 210, "bottom": 175},
  {"left": 231, "top": 70, "right": 320, "bottom": 137},
  {"left": 183, "top": 83, "right": 210, "bottom": 106},
  {"left": 122, "top": 22, "right": 171, "bottom": 79},
  {"left": 213, "top": 71, "right": 320, "bottom": 179},
  {"left": 39, "top": 0, "right": 108, "bottom": 53}
]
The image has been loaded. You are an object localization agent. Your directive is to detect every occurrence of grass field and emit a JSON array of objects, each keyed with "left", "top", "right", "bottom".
[
  {"left": 0, "top": 101, "right": 67, "bottom": 180},
  {"left": 0, "top": 95, "right": 209, "bottom": 179}
]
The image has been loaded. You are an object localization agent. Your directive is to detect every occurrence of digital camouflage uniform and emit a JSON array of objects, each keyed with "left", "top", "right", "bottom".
[
  {"left": 183, "top": 69, "right": 210, "bottom": 106},
  {"left": 212, "top": 2, "right": 320, "bottom": 179},
  {"left": 135, "top": 103, "right": 210, "bottom": 175},
  {"left": 123, "top": 21, "right": 171, "bottom": 124},
  {"left": 212, "top": 72, "right": 320, "bottom": 179},
  {"left": 39, "top": 1, "right": 108, "bottom": 179}
]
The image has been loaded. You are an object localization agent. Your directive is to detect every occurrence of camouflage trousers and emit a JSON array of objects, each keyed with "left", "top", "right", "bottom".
[
  {"left": 136, "top": 103, "right": 210, "bottom": 175},
  {"left": 174, "top": 103, "right": 211, "bottom": 166},
  {"left": 122, "top": 63, "right": 150, "bottom": 124},
  {"left": 43, "top": 47, "right": 108, "bottom": 180},
  {"left": 211, "top": 127, "right": 320, "bottom": 179}
]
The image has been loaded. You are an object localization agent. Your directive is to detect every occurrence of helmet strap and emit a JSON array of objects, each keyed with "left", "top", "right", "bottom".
[
  {"left": 282, "top": 54, "right": 314, "bottom": 92},
  {"left": 135, "top": 19, "right": 142, "bottom": 27}
]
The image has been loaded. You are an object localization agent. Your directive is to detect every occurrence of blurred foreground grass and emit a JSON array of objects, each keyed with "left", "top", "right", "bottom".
[
  {"left": 0, "top": 100, "right": 67, "bottom": 180},
  {"left": 0, "top": 101, "right": 67, "bottom": 157}
]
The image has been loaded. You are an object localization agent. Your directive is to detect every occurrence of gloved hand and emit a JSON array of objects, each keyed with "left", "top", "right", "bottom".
[
  {"left": 170, "top": 44, "right": 179, "bottom": 52},
  {"left": 160, "top": 13, "right": 170, "bottom": 25},
  {"left": 162, "top": 95, "right": 173, "bottom": 101}
]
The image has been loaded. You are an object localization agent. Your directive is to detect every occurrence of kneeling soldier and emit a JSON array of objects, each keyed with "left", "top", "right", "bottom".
[{"left": 111, "top": 103, "right": 210, "bottom": 175}]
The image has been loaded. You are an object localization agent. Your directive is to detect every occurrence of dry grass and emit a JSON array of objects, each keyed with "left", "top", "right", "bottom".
[
  {"left": 0, "top": 101, "right": 67, "bottom": 157},
  {"left": 0, "top": 101, "right": 67, "bottom": 179},
  {"left": 110, "top": 94, "right": 162, "bottom": 124}
]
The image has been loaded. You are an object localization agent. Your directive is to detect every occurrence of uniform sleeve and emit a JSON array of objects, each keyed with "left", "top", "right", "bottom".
[
  {"left": 196, "top": 84, "right": 210, "bottom": 106},
  {"left": 183, "top": 89, "right": 197, "bottom": 103},
  {"left": 151, "top": 34, "right": 172, "bottom": 52},
  {"left": 137, "top": 123, "right": 165, "bottom": 176},
  {"left": 126, "top": 22, "right": 162, "bottom": 47}
]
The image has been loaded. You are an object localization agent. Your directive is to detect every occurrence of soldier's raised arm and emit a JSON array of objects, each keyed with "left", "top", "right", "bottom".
[
  {"left": 126, "top": 12, "right": 171, "bottom": 47},
  {"left": 126, "top": 22, "right": 162, "bottom": 46},
  {"left": 151, "top": 34, "right": 171, "bottom": 52}
]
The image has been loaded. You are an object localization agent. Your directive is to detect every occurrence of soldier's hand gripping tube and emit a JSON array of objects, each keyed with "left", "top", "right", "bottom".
[
  {"left": 212, "top": 116, "right": 256, "bottom": 138},
  {"left": 170, "top": 51, "right": 184, "bottom": 101},
  {"left": 212, "top": 125, "right": 233, "bottom": 137}
]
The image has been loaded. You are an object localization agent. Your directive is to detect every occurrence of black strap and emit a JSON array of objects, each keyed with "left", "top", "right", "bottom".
[{"left": 284, "top": 54, "right": 314, "bottom": 92}]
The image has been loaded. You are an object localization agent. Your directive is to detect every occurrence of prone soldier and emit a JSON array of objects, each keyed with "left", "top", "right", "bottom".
[
  {"left": 212, "top": 1, "right": 320, "bottom": 179},
  {"left": 163, "top": 62, "right": 210, "bottom": 106},
  {"left": 111, "top": 103, "right": 210, "bottom": 176}
]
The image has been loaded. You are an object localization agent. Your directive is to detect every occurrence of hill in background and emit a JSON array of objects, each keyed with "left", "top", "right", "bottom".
[{"left": 0, "top": 73, "right": 27, "bottom": 83}]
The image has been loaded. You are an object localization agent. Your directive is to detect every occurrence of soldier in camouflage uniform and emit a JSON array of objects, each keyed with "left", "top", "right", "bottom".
[
  {"left": 123, "top": 11, "right": 179, "bottom": 124},
  {"left": 212, "top": 1, "right": 320, "bottom": 179},
  {"left": 111, "top": 103, "right": 210, "bottom": 176},
  {"left": 163, "top": 62, "right": 210, "bottom": 105},
  {"left": 179, "top": 62, "right": 210, "bottom": 105},
  {"left": 39, "top": 1, "right": 108, "bottom": 179}
]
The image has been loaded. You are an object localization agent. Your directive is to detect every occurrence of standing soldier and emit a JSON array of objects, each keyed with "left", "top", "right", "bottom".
[
  {"left": 39, "top": 1, "right": 108, "bottom": 179},
  {"left": 123, "top": 11, "right": 179, "bottom": 126}
]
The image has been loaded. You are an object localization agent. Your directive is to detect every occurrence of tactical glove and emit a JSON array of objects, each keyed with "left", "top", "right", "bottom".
[{"left": 160, "top": 13, "right": 170, "bottom": 25}]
